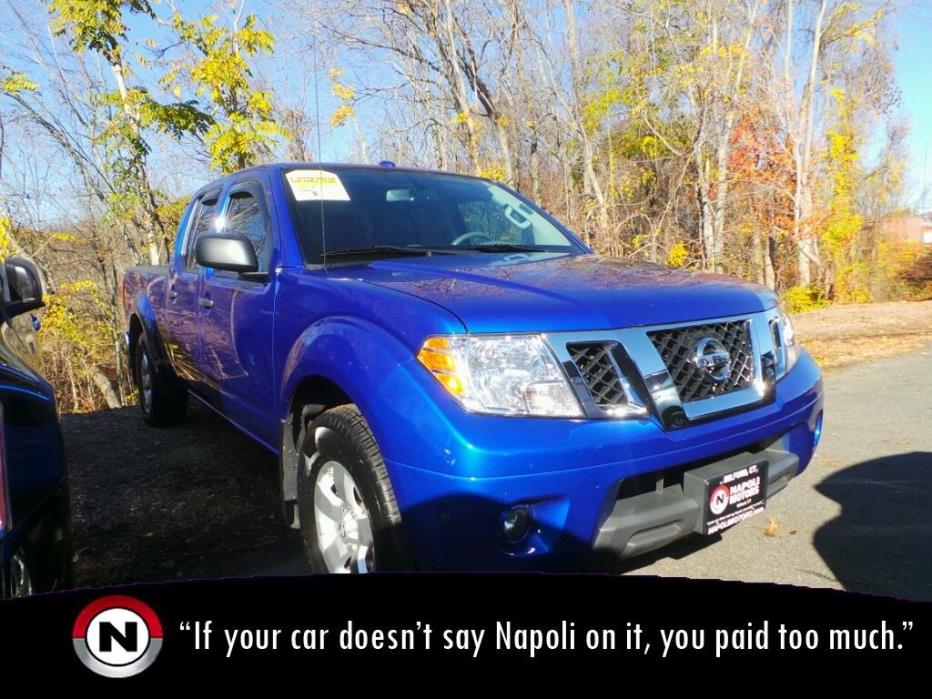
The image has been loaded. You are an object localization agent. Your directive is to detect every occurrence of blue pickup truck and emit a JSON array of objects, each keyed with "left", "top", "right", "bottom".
[{"left": 122, "top": 163, "right": 823, "bottom": 573}]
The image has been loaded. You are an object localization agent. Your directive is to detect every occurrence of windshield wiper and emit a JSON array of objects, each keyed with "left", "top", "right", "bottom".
[
  {"left": 461, "top": 244, "right": 547, "bottom": 253},
  {"left": 322, "top": 245, "right": 447, "bottom": 260}
]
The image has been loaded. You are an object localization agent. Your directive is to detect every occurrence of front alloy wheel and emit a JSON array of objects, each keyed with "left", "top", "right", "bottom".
[
  {"left": 297, "top": 404, "right": 411, "bottom": 573},
  {"left": 313, "top": 460, "right": 375, "bottom": 573}
]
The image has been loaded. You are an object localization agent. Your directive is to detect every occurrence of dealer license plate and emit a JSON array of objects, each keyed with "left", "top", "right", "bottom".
[{"left": 700, "top": 460, "right": 768, "bottom": 535}]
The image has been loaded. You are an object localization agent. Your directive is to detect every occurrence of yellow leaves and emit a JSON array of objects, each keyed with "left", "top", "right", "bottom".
[
  {"left": 822, "top": 83, "right": 863, "bottom": 264},
  {"left": 330, "top": 104, "right": 354, "bottom": 128},
  {"left": 42, "top": 279, "right": 113, "bottom": 362},
  {"left": 0, "top": 215, "right": 12, "bottom": 258},
  {"left": 638, "top": 134, "right": 661, "bottom": 159},
  {"left": 582, "top": 87, "right": 622, "bottom": 133},
  {"left": 1, "top": 72, "right": 39, "bottom": 96},
  {"left": 169, "top": 10, "right": 285, "bottom": 173},
  {"left": 246, "top": 90, "right": 273, "bottom": 117},
  {"left": 205, "top": 115, "right": 287, "bottom": 173},
  {"left": 478, "top": 164, "right": 507, "bottom": 182},
  {"left": 666, "top": 240, "right": 689, "bottom": 267},
  {"left": 50, "top": 231, "right": 83, "bottom": 243},
  {"left": 330, "top": 70, "right": 356, "bottom": 126},
  {"left": 698, "top": 43, "right": 745, "bottom": 61},
  {"left": 782, "top": 285, "right": 827, "bottom": 313},
  {"left": 831, "top": 5, "right": 883, "bottom": 47},
  {"left": 331, "top": 82, "right": 355, "bottom": 101},
  {"left": 832, "top": 263, "right": 872, "bottom": 304}
]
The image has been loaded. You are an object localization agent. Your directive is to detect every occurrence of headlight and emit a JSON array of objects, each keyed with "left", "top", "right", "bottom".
[
  {"left": 417, "top": 334, "right": 583, "bottom": 417},
  {"left": 776, "top": 309, "right": 799, "bottom": 376}
]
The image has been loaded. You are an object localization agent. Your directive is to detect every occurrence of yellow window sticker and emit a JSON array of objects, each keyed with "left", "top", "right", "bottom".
[{"left": 286, "top": 170, "right": 351, "bottom": 202}]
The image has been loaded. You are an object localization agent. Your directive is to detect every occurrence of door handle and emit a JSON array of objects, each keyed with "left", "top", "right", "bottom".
[{"left": 198, "top": 297, "right": 214, "bottom": 309}]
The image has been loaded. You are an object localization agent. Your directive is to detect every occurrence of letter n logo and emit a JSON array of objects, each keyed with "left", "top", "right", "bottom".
[{"left": 73, "top": 595, "right": 163, "bottom": 678}]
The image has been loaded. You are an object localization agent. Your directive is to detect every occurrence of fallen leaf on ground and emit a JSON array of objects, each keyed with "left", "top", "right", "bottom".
[{"left": 764, "top": 518, "right": 779, "bottom": 537}]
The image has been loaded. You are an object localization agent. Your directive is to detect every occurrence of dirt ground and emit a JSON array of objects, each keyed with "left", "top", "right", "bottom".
[
  {"left": 64, "top": 300, "right": 932, "bottom": 588},
  {"left": 792, "top": 300, "right": 932, "bottom": 369},
  {"left": 65, "top": 403, "right": 303, "bottom": 588}
]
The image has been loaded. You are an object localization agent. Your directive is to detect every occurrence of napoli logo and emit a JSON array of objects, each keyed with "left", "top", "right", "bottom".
[
  {"left": 709, "top": 484, "right": 730, "bottom": 515},
  {"left": 72, "top": 595, "right": 163, "bottom": 678}
]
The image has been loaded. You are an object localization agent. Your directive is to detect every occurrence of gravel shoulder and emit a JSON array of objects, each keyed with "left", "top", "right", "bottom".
[{"left": 64, "top": 301, "right": 932, "bottom": 593}]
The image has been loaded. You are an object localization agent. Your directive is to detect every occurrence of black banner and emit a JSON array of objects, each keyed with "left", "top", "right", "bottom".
[{"left": 1, "top": 574, "right": 928, "bottom": 683}]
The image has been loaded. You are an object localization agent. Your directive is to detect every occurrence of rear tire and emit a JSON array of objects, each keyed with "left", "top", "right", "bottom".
[
  {"left": 296, "top": 404, "right": 411, "bottom": 573},
  {"left": 134, "top": 333, "right": 187, "bottom": 426},
  {"left": 0, "top": 554, "right": 33, "bottom": 599}
]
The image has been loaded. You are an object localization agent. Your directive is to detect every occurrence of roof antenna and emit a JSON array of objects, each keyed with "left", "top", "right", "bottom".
[{"left": 313, "top": 36, "right": 327, "bottom": 270}]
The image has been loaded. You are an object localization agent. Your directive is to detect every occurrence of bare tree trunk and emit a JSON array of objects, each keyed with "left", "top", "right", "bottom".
[
  {"left": 90, "top": 366, "right": 121, "bottom": 410},
  {"left": 529, "top": 125, "right": 541, "bottom": 202},
  {"left": 494, "top": 119, "right": 515, "bottom": 184},
  {"left": 712, "top": 135, "right": 729, "bottom": 272},
  {"left": 793, "top": 0, "right": 828, "bottom": 286},
  {"left": 696, "top": 147, "right": 715, "bottom": 267},
  {"left": 441, "top": 0, "right": 481, "bottom": 174},
  {"left": 564, "top": 0, "right": 609, "bottom": 245}
]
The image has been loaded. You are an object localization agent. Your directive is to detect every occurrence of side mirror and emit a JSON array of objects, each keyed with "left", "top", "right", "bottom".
[
  {"left": 2, "top": 257, "right": 44, "bottom": 318},
  {"left": 194, "top": 233, "right": 258, "bottom": 274}
]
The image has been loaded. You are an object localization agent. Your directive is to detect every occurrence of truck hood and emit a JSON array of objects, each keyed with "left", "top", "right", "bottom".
[{"left": 351, "top": 252, "right": 778, "bottom": 333}]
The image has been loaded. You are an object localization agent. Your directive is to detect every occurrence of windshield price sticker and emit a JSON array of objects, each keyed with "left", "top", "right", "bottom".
[
  {"left": 286, "top": 170, "right": 351, "bottom": 202},
  {"left": 704, "top": 461, "right": 767, "bottom": 535}
]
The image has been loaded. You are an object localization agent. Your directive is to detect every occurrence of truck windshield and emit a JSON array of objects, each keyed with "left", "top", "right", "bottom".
[{"left": 283, "top": 167, "right": 580, "bottom": 264}]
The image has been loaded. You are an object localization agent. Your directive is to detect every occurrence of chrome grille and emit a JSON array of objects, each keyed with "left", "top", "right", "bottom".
[
  {"left": 648, "top": 320, "right": 754, "bottom": 402},
  {"left": 567, "top": 342, "right": 627, "bottom": 408}
]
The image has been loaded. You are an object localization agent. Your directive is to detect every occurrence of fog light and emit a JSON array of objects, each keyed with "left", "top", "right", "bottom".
[
  {"left": 500, "top": 506, "right": 531, "bottom": 544},
  {"left": 813, "top": 411, "right": 823, "bottom": 448}
]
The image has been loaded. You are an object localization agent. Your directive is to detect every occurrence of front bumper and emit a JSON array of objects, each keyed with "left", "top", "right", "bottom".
[
  {"left": 380, "top": 350, "right": 823, "bottom": 570},
  {"left": 593, "top": 447, "right": 798, "bottom": 559}
]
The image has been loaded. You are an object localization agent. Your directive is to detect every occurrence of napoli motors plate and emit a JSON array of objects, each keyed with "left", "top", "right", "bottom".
[{"left": 701, "top": 460, "right": 768, "bottom": 535}]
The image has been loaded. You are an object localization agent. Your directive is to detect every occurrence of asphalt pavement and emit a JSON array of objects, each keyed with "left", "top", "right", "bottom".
[
  {"left": 71, "top": 342, "right": 931, "bottom": 599},
  {"left": 624, "top": 342, "right": 932, "bottom": 600}
]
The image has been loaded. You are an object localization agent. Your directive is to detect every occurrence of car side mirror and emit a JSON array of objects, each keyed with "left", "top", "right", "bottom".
[
  {"left": 2, "top": 257, "right": 45, "bottom": 318},
  {"left": 194, "top": 233, "right": 259, "bottom": 274}
]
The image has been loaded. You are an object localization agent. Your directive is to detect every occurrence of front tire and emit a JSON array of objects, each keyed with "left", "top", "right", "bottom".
[
  {"left": 134, "top": 334, "right": 187, "bottom": 426},
  {"left": 297, "top": 405, "right": 410, "bottom": 573}
]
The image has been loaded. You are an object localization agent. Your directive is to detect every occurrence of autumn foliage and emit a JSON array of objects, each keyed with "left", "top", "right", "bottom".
[{"left": 0, "top": 0, "right": 925, "bottom": 411}]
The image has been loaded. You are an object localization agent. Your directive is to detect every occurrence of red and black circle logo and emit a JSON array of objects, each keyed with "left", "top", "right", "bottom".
[
  {"left": 709, "top": 484, "right": 730, "bottom": 515},
  {"left": 72, "top": 595, "right": 163, "bottom": 678}
]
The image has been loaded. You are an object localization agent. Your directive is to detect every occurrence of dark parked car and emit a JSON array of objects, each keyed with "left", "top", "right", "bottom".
[{"left": 0, "top": 257, "right": 71, "bottom": 597}]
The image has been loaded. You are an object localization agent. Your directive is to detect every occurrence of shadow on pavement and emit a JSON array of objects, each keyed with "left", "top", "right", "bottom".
[{"left": 813, "top": 451, "right": 932, "bottom": 600}]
